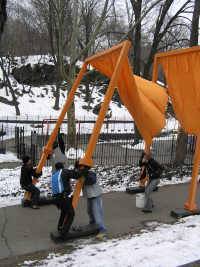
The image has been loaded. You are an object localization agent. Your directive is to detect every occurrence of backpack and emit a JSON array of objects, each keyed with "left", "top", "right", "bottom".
[{"left": 51, "top": 170, "right": 64, "bottom": 195}]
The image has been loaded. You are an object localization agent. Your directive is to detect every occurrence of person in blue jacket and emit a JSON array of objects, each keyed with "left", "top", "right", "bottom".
[{"left": 51, "top": 162, "right": 78, "bottom": 238}]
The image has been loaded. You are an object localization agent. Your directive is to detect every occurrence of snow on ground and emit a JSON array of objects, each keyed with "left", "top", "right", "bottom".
[
  {"left": 23, "top": 215, "right": 200, "bottom": 267},
  {"left": 0, "top": 55, "right": 179, "bottom": 134},
  {"left": 0, "top": 73, "right": 130, "bottom": 120},
  {"left": 0, "top": 152, "right": 20, "bottom": 163},
  {"left": 0, "top": 166, "right": 52, "bottom": 208},
  {"left": 0, "top": 163, "right": 192, "bottom": 208},
  {"left": 66, "top": 148, "right": 85, "bottom": 159}
]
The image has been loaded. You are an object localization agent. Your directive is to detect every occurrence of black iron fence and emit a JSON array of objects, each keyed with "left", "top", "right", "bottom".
[{"left": 0, "top": 118, "right": 196, "bottom": 166}]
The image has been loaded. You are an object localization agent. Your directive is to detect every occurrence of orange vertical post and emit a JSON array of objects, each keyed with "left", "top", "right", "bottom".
[
  {"left": 72, "top": 41, "right": 131, "bottom": 209},
  {"left": 72, "top": 177, "right": 85, "bottom": 209},
  {"left": 184, "top": 134, "right": 200, "bottom": 212},
  {"left": 152, "top": 56, "right": 159, "bottom": 83},
  {"left": 36, "top": 63, "right": 87, "bottom": 174},
  {"left": 82, "top": 41, "right": 131, "bottom": 166},
  {"left": 144, "top": 142, "right": 151, "bottom": 155}
]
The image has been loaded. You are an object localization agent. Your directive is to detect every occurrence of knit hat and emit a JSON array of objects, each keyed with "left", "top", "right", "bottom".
[{"left": 22, "top": 155, "right": 30, "bottom": 164}]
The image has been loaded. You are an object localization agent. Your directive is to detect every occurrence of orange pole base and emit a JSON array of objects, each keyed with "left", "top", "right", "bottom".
[
  {"left": 184, "top": 202, "right": 198, "bottom": 212},
  {"left": 184, "top": 134, "right": 200, "bottom": 212}
]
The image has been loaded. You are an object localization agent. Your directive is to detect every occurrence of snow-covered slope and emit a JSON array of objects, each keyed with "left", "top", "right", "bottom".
[{"left": 0, "top": 55, "right": 131, "bottom": 120}]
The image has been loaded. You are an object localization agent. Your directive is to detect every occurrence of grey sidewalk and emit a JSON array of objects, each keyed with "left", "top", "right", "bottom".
[{"left": 0, "top": 183, "right": 199, "bottom": 265}]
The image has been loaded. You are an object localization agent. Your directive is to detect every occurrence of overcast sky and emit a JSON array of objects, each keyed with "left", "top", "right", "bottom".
[{"left": 115, "top": 0, "right": 193, "bottom": 17}]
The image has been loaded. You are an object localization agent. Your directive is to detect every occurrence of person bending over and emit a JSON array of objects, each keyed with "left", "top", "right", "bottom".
[
  {"left": 20, "top": 155, "right": 41, "bottom": 209},
  {"left": 140, "top": 153, "right": 163, "bottom": 213},
  {"left": 75, "top": 161, "right": 107, "bottom": 239}
]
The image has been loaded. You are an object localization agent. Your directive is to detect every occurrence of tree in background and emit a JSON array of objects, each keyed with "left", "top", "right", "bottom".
[
  {"left": 124, "top": 0, "right": 191, "bottom": 144},
  {"left": 66, "top": 0, "right": 110, "bottom": 148},
  {"left": 175, "top": 0, "right": 200, "bottom": 166},
  {"left": 143, "top": 0, "right": 191, "bottom": 79},
  {"left": 32, "top": 0, "right": 111, "bottom": 148},
  {"left": 31, "top": 0, "right": 72, "bottom": 110},
  {"left": 0, "top": 0, "right": 6, "bottom": 41},
  {"left": 0, "top": 0, "right": 20, "bottom": 115}
]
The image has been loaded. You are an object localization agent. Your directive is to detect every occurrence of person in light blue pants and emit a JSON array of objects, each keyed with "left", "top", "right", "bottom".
[{"left": 75, "top": 161, "right": 106, "bottom": 237}]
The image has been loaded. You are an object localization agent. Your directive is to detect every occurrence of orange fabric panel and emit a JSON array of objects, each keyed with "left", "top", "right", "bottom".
[
  {"left": 157, "top": 49, "right": 200, "bottom": 134},
  {"left": 89, "top": 48, "right": 122, "bottom": 78},
  {"left": 134, "top": 75, "right": 167, "bottom": 115},
  {"left": 88, "top": 41, "right": 168, "bottom": 146},
  {"left": 117, "top": 59, "right": 167, "bottom": 146}
]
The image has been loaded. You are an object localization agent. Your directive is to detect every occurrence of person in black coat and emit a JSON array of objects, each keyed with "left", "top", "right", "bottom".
[
  {"left": 20, "top": 155, "right": 41, "bottom": 209},
  {"left": 139, "top": 152, "right": 163, "bottom": 213}
]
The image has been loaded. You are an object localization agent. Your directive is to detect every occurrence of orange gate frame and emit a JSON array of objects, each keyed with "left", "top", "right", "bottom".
[
  {"left": 153, "top": 46, "right": 200, "bottom": 212},
  {"left": 36, "top": 40, "right": 168, "bottom": 209},
  {"left": 36, "top": 40, "right": 200, "bottom": 213}
]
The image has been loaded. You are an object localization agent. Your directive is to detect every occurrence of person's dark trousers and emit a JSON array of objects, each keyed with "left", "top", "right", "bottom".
[
  {"left": 23, "top": 184, "right": 40, "bottom": 205},
  {"left": 53, "top": 195, "right": 75, "bottom": 236}
]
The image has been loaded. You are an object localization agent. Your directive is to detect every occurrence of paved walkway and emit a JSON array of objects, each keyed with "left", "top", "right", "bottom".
[{"left": 0, "top": 183, "right": 199, "bottom": 266}]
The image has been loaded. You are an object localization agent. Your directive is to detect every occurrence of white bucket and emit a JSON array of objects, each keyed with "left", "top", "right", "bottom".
[{"left": 136, "top": 193, "right": 145, "bottom": 208}]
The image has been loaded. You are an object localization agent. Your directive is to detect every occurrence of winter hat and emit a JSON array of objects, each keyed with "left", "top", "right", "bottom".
[
  {"left": 55, "top": 162, "right": 64, "bottom": 170},
  {"left": 22, "top": 155, "right": 30, "bottom": 164}
]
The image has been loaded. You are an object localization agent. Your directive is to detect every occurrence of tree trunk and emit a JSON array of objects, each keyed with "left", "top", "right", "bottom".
[
  {"left": 174, "top": 128, "right": 188, "bottom": 166},
  {"left": 67, "top": 102, "right": 76, "bottom": 149},
  {"left": 189, "top": 0, "right": 200, "bottom": 46},
  {"left": 53, "top": 83, "right": 60, "bottom": 110},
  {"left": 67, "top": 0, "right": 79, "bottom": 149},
  {"left": 0, "top": 0, "right": 7, "bottom": 42},
  {"left": 0, "top": 59, "right": 20, "bottom": 115},
  {"left": 129, "top": 0, "right": 142, "bottom": 143},
  {"left": 130, "top": 0, "right": 142, "bottom": 76},
  {"left": 0, "top": 56, "right": 20, "bottom": 115},
  {"left": 67, "top": 65, "right": 76, "bottom": 149},
  {"left": 174, "top": 0, "right": 200, "bottom": 165}
]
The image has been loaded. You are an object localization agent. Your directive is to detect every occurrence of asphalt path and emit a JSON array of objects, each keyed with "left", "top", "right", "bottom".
[{"left": 0, "top": 183, "right": 199, "bottom": 266}]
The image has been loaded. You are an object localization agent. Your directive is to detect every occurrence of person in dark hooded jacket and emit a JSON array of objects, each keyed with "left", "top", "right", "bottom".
[
  {"left": 20, "top": 155, "right": 41, "bottom": 209},
  {"left": 139, "top": 152, "right": 163, "bottom": 213}
]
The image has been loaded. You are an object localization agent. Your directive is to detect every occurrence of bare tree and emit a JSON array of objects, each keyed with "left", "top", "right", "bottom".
[
  {"left": 143, "top": 0, "right": 192, "bottom": 79},
  {"left": 189, "top": 0, "right": 200, "bottom": 46},
  {"left": 129, "top": 0, "right": 142, "bottom": 75},
  {"left": 66, "top": 0, "right": 110, "bottom": 148},
  {"left": 124, "top": 0, "right": 192, "bottom": 144},
  {"left": 1, "top": 1, "right": 50, "bottom": 56},
  {"left": 0, "top": 1, "right": 20, "bottom": 115},
  {"left": 0, "top": 0, "right": 7, "bottom": 42},
  {"left": 47, "top": 0, "right": 71, "bottom": 110},
  {"left": 31, "top": 0, "right": 72, "bottom": 110},
  {"left": 0, "top": 58, "right": 20, "bottom": 115},
  {"left": 174, "top": 0, "right": 200, "bottom": 166}
]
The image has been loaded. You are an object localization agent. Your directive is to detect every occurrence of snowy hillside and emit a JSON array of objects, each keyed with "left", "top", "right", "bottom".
[{"left": 0, "top": 55, "right": 131, "bottom": 120}]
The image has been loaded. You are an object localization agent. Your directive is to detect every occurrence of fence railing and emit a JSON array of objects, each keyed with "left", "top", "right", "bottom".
[{"left": 0, "top": 118, "right": 196, "bottom": 166}]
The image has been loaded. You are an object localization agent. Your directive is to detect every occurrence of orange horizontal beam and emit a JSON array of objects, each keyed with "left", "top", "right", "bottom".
[
  {"left": 155, "top": 45, "right": 200, "bottom": 59},
  {"left": 85, "top": 40, "right": 129, "bottom": 64}
]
